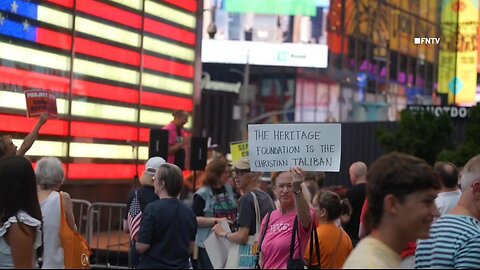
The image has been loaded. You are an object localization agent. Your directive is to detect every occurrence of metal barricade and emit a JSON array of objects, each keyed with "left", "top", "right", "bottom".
[
  {"left": 71, "top": 199, "right": 93, "bottom": 242},
  {"left": 87, "top": 202, "right": 129, "bottom": 269}
]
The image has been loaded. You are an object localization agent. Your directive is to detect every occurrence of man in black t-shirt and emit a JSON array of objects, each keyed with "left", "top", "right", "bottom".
[
  {"left": 124, "top": 157, "right": 165, "bottom": 268},
  {"left": 344, "top": 161, "right": 367, "bottom": 247},
  {"left": 136, "top": 163, "right": 197, "bottom": 269}
]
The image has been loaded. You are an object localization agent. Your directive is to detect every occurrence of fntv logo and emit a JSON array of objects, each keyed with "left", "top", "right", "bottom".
[{"left": 414, "top": 38, "right": 440, "bottom": 45}]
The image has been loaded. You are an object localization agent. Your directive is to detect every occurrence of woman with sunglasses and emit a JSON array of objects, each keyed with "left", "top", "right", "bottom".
[{"left": 212, "top": 157, "right": 275, "bottom": 262}]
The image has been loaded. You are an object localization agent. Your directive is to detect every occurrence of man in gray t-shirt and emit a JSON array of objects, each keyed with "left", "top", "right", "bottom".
[{"left": 237, "top": 189, "right": 275, "bottom": 235}]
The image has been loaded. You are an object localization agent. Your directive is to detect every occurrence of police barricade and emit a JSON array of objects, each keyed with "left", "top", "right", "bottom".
[
  {"left": 71, "top": 199, "right": 93, "bottom": 242},
  {"left": 87, "top": 202, "right": 129, "bottom": 269}
]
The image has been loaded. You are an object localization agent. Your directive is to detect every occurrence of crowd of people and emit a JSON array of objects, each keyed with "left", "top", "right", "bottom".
[
  {"left": 1, "top": 112, "right": 480, "bottom": 269},
  {"left": 120, "top": 151, "right": 480, "bottom": 269}
]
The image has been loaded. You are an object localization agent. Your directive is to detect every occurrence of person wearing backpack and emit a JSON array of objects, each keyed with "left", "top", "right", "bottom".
[{"left": 124, "top": 157, "right": 165, "bottom": 268}]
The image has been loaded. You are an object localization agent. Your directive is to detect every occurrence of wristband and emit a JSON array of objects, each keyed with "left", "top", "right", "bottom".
[
  {"left": 292, "top": 189, "right": 302, "bottom": 195},
  {"left": 224, "top": 233, "right": 230, "bottom": 242}
]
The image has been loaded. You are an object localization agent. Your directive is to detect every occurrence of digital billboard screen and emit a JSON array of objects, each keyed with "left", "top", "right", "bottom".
[{"left": 201, "top": 0, "right": 329, "bottom": 68}]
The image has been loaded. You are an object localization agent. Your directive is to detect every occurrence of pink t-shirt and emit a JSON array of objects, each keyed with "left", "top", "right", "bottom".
[
  {"left": 162, "top": 122, "right": 187, "bottom": 164},
  {"left": 260, "top": 209, "right": 315, "bottom": 269}
]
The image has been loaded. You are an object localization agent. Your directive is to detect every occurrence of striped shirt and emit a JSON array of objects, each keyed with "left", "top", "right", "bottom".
[{"left": 415, "top": 214, "right": 480, "bottom": 269}]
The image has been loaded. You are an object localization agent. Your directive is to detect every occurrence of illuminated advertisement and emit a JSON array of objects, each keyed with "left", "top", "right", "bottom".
[
  {"left": 0, "top": 0, "right": 197, "bottom": 180},
  {"left": 437, "top": 0, "right": 478, "bottom": 105},
  {"left": 201, "top": 0, "right": 329, "bottom": 68}
]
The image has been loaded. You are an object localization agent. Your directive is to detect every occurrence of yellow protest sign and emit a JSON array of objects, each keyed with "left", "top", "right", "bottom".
[{"left": 230, "top": 141, "right": 249, "bottom": 164}]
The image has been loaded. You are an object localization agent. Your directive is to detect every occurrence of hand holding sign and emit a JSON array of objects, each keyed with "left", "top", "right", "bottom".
[
  {"left": 39, "top": 113, "right": 48, "bottom": 124},
  {"left": 290, "top": 166, "right": 305, "bottom": 191},
  {"left": 248, "top": 124, "right": 341, "bottom": 172},
  {"left": 24, "top": 90, "right": 58, "bottom": 119}
]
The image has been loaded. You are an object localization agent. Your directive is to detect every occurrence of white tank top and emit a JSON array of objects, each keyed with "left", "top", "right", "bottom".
[{"left": 40, "top": 191, "right": 64, "bottom": 269}]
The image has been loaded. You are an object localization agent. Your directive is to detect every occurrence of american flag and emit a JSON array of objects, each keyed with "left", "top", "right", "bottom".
[
  {"left": 0, "top": 0, "right": 197, "bottom": 180},
  {"left": 127, "top": 190, "right": 142, "bottom": 241}
]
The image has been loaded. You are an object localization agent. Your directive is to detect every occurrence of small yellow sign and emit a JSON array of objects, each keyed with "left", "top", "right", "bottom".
[{"left": 230, "top": 141, "right": 249, "bottom": 164}]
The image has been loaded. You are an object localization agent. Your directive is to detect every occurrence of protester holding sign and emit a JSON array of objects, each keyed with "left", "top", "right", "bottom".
[
  {"left": 0, "top": 113, "right": 48, "bottom": 158},
  {"left": 212, "top": 157, "right": 275, "bottom": 268},
  {"left": 258, "top": 167, "right": 315, "bottom": 269},
  {"left": 192, "top": 157, "right": 238, "bottom": 269}
]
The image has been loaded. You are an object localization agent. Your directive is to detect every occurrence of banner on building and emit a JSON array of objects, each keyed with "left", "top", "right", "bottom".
[{"left": 438, "top": 0, "right": 478, "bottom": 105}]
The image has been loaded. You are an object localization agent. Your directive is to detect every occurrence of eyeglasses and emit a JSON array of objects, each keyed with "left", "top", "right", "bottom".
[
  {"left": 232, "top": 170, "right": 250, "bottom": 178},
  {"left": 276, "top": 183, "right": 294, "bottom": 190}
]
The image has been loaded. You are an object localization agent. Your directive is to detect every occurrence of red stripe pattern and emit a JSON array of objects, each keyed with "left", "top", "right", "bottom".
[{"left": 0, "top": 0, "right": 198, "bottom": 181}]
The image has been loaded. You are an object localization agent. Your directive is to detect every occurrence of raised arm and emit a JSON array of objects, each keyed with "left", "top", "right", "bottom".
[
  {"left": 17, "top": 113, "right": 48, "bottom": 156},
  {"left": 291, "top": 167, "right": 312, "bottom": 229}
]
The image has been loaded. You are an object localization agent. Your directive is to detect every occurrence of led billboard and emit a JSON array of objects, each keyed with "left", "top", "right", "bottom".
[{"left": 202, "top": 0, "right": 329, "bottom": 68}]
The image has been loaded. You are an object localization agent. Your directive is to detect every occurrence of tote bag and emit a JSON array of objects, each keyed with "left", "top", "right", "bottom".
[
  {"left": 59, "top": 192, "right": 92, "bottom": 269},
  {"left": 225, "top": 192, "right": 261, "bottom": 269}
]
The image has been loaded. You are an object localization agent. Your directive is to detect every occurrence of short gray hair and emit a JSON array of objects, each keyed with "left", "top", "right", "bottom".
[
  {"left": 460, "top": 154, "right": 480, "bottom": 193},
  {"left": 155, "top": 163, "right": 184, "bottom": 197},
  {"left": 36, "top": 157, "right": 64, "bottom": 189}
]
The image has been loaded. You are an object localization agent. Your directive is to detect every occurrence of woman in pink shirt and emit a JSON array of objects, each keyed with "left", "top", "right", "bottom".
[{"left": 258, "top": 167, "right": 315, "bottom": 269}]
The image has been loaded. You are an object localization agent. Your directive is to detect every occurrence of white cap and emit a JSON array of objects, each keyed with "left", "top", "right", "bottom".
[
  {"left": 145, "top": 157, "right": 166, "bottom": 176},
  {"left": 260, "top": 177, "right": 271, "bottom": 182}
]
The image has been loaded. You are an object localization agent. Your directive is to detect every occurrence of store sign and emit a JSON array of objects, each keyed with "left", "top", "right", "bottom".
[
  {"left": 202, "top": 40, "right": 328, "bottom": 68},
  {"left": 201, "top": 73, "right": 241, "bottom": 93},
  {"left": 407, "top": 105, "right": 471, "bottom": 119}
]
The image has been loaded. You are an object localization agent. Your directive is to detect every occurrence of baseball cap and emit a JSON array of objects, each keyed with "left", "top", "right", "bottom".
[
  {"left": 260, "top": 176, "right": 271, "bottom": 182},
  {"left": 233, "top": 157, "right": 250, "bottom": 170},
  {"left": 145, "top": 157, "right": 166, "bottom": 176}
]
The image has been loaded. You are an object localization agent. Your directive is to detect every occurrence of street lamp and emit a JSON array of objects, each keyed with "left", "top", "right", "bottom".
[
  {"left": 204, "top": 8, "right": 217, "bottom": 39},
  {"left": 229, "top": 53, "right": 250, "bottom": 140}
]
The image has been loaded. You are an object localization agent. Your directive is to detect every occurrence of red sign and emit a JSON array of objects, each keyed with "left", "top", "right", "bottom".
[{"left": 24, "top": 90, "right": 58, "bottom": 119}]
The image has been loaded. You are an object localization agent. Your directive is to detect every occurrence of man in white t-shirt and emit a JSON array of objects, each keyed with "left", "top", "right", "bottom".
[
  {"left": 343, "top": 152, "right": 441, "bottom": 269},
  {"left": 434, "top": 161, "right": 461, "bottom": 216}
]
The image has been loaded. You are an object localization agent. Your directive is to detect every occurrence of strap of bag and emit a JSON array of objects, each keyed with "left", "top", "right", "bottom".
[
  {"left": 257, "top": 211, "right": 272, "bottom": 255},
  {"left": 59, "top": 191, "right": 67, "bottom": 224},
  {"left": 250, "top": 191, "right": 261, "bottom": 239},
  {"left": 308, "top": 223, "right": 321, "bottom": 268},
  {"left": 328, "top": 228, "right": 344, "bottom": 269},
  {"left": 255, "top": 211, "right": 272, "bottom": 269},
  {"left": 289, "top": 215, "right": 299, "bottom": 260}
]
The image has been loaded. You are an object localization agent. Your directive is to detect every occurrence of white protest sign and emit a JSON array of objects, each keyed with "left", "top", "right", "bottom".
[
  {"left": 204, "top": 220, "right": 231, "bottom": 269},
  {"left": 248, "top": 123, "right": 341, "bottom": 172}
]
